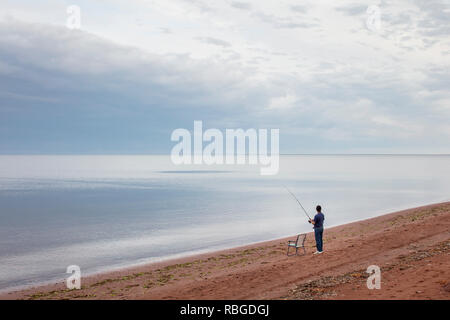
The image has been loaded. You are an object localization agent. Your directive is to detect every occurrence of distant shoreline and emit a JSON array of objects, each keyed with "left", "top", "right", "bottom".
[{"left": 2, "top": 201, "right": 449, "bottom": 300}]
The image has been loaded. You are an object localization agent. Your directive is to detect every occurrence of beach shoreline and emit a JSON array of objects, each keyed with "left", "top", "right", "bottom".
[{"left": 2, "top": 201, "right": 449, "bottom": 300}]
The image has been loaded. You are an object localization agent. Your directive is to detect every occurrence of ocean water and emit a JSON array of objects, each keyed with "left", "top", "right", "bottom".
[{"left": 0, "top": 155, "right": 449, "bottom": 292}]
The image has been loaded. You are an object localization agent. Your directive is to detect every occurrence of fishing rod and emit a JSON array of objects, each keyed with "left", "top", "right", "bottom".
[{"left": 284, "top": 186, "right": 312, "bottom": 221}]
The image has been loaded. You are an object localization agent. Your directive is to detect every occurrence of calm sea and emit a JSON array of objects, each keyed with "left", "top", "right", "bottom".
[{"left": 0, "top": 155, "right": 449, "bottom": 291}]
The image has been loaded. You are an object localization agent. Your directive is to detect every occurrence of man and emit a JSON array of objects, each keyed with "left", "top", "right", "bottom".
[{"left": 309, "top": 205, "right": 325, "bottom": 254}]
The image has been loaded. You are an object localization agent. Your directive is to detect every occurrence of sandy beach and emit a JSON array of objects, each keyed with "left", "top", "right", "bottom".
[{"left": 2, "top": 202, "right": 449, "bottom": 300}]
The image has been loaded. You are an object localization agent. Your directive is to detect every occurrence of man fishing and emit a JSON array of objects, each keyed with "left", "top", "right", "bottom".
[
  {"left": 285, "top": 187, "right": 326, "bottom": 255},
  {"left": 309, "top": 205, "right": 325, "bottom": 254}
]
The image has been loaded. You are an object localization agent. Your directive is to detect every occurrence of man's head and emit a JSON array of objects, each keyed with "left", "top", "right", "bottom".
[{"left": 316, "top": 205, "right": 322, "bottom": 213}]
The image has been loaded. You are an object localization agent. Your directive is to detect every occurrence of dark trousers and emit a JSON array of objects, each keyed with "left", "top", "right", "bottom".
[{"left": 314, "top": 227, "right": 324, "bottom": 252}]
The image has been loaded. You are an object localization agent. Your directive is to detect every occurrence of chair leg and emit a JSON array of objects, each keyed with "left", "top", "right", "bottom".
[{"left": 287, "top": 246, "right": 297, "bottom": 256}]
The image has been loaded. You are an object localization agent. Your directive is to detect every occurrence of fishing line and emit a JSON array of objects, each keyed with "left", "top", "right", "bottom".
[{"left": 284, "top": 186, "right": 312, "bottom": 220}]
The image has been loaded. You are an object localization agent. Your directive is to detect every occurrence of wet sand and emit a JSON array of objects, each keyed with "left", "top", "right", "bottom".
[{"left": 1, "top": 202, "right": 449, "bottom": 300}]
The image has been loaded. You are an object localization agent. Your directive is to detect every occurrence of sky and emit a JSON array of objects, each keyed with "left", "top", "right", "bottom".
[{"left": 0, "top": 0, "right": 449, "bottom": 154}]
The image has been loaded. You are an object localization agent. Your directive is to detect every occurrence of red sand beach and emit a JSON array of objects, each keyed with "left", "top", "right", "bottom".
[{"left": 1, "top": 202, "right": 449, "bottom": 300}]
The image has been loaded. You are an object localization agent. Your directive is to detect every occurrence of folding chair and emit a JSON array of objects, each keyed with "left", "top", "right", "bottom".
[{"left": 287, "top": 234, "right": 306, "bottom": 256}]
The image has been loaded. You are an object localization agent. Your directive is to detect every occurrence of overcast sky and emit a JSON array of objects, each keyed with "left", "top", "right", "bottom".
[{"left": 0, "top": 0, "right": 449, "bottom": 154}]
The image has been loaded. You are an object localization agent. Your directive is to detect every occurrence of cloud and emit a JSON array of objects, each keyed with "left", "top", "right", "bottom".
[
  {"left": 0, "top": 20, "right": 253, "bottom": 105},
  {"left": 0, "top": 20, "right": 274, "bottom": 153},
  {"left": 290, "top": 5, "right": 308, "bottom": 14},
  {"left": 0, "top": 0, "right": 449, "bottom": 154},
  {"left": 253, "top": 11, "right": 318, "bottom": 29},
  {"left": 159, "top": 27, "right": 172, "bottom": 34},
  {"left": 335, "top": 4, "right": 368, "bottom": 16},
  {"left": 414, "top": 0, "right": 450, "bottom": 37},
  {"left": 268, "top": 94, "right": 298, "bottom": 110},
  {"left": 195, "top": 36, "right": 232, "bottom": 47},
  {"left": 230, "top": 1, "right": 252, "bottom": 10}
]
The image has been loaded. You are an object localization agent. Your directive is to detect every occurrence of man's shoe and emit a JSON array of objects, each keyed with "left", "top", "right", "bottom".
[{"left": 313, "top": 251, "right": 323, "bottom": 255}]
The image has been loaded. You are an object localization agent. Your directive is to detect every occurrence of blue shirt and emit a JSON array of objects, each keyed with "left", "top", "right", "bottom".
[{"left": 313, "top": 212, "right": 324, "bottom": 229}]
